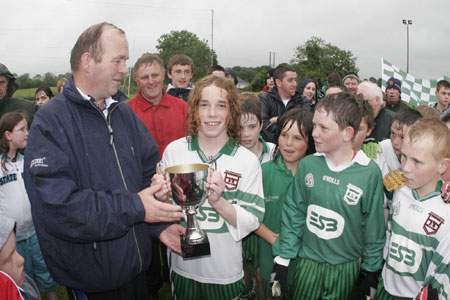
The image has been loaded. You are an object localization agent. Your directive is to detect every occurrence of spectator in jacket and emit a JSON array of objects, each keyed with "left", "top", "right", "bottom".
[
  {"left": 357, "top": 81, "right": 396, "bottom": 142},
  {"left": 385, "top": 77, "right": 410, "bottom": 113},
  {"left": 23, "top": 22, "right": 184, "bottom": 300},
  {"left": 166, "top": 54, "right": 194, "bottom": 102},
  {"left": 0, "top": 63, "right": 38, "bottom": 126},
  {"left": 225, "top": 67, "right": 238, "bottom": 86},
  {"left": 262, "top": 68, "right": 275, "bottom": 92},
  {"left": 342, "top": 72, "right": 360, "bottom": 95},
  {"left": 298, "top": 78, "right": 317, "bottom": 109},
  {"left": 259, "top": 65, "right": 311, "bottom": 143}
]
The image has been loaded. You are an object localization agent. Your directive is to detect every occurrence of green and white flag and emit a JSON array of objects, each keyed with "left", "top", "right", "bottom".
[{"left": 381, "top": 58, "right": 450, "bottom": 107}]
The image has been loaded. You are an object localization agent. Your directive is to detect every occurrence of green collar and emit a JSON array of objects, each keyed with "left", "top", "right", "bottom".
[
  {"left": 188, "top": 135, "right": 238, "bottom": 163},
  {"left": 275, "top": 155, "right": 293, "bottom": 176},
  {"left": 412, "top": 180, "right": 443, "bottom": 201}
]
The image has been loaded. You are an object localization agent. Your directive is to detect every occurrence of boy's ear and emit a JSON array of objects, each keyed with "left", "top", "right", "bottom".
[
  {"left": 367, "top": 128, "right": 373, "bottom": 137},
  {"left": 343, "top": 126, "right": 355, "bottom": 142},
  {"left": 439, "top": 158, "right": 450, "bottom": 180}
]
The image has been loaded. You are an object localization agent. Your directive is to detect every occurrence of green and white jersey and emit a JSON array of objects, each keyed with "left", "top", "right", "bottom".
[
  {"left": 382, "top": 182, "right": 450, "bottom": 299},
  {"left": 259, "top": 136, "right": 275, "bottom": 164},
  {"left": 380, "top": 139, "right": 401, "bottom": 172},
  {"left": 273, "top": 151, "right": 386, "bottom": 272},
  {"left": 162, "top": 136, "right": 265, "bottom": 284}
]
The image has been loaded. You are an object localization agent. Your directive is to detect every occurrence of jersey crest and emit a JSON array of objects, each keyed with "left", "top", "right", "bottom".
[
  {"left": 423, "top": 211, "right": 445, "bottom": 235},
  {"left": 224, "top": 170, "right": 241, "bottom": 191},
  {"left": 305, "top": 173, "right": 314, "bottom": 187},
  {"left": 343, "top": 183, "right": 363, "bottom": 206}
]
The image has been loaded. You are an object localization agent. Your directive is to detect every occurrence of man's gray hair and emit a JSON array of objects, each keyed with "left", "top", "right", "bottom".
[{"left": 357, "top": 81, "right": 383, "bottom": 104}]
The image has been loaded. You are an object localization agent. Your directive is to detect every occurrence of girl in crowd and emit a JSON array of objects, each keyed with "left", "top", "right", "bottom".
[
  {"left": 298, "top": 78, "right": 317, "bottom": 110},
  {"left": 256, "top": 108, "right": 315, "bottom": 299},
  {"left": 35, "top": 85, "right": 53, "bottom": 107},
  {"left": 0, "top": 112, "right": 59, "bottom": 300}
]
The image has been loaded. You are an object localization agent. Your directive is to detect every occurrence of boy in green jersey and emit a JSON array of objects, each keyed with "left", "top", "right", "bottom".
[
  {"left": 271, "top": 92, "right": 386, "bottom": 300},
  {"left": 256, "top": 108, "right": 315, "bottom": 299}
]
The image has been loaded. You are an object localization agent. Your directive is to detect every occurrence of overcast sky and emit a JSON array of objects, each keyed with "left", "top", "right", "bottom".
[{"left": 2, "top": 0, "right": 449, "bottom": 82}]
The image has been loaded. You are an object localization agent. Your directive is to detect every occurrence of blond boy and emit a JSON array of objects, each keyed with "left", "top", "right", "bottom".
[{"left": 377, "top": 118, "right": 450, "bottom": 299}]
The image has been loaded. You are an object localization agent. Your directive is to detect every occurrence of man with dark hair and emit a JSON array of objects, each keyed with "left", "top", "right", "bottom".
[
  {"left": 258, "top": 65, "right": 311, "bottom": 143},
  {"left": 430, "top": 79, "right": 450, "bottom": 118},
  {"left": 0, "top": 63, "right": 38, "bottom": 125},
  {"left": 166, "top": 54, "right": 194, "bottom": 102},
  {"left": 207, "top": 65, "right": 226, "bottom": 77},
  {"left": 24, "top": 22, "right": 184, "bottom": 300},
  {"left": 385, "top": 77, "right": 410, "bottom": 113}
]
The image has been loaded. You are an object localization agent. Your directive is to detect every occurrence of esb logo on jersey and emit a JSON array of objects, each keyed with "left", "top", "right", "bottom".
[
  {"left": 388, "top": 233, "right": 422, "bottom": 274},
  {"left": 306, "top": 205, "right": 345, "bottom": 240}
]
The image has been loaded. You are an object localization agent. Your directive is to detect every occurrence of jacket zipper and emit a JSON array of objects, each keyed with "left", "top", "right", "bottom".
[{"left": 89, "top": 101, "right": 144, "bottom": 272}]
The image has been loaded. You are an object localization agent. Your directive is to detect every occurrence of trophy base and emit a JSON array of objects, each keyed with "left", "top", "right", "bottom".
[{"left": 181, "top": 237, "right": 211, "bottom": 258}]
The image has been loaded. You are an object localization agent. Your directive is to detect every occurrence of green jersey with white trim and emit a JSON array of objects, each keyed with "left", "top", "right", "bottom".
[
  {"left": 382, "top": 181, "right": 450, "bottom": 299},
  {"left": 273, "top": 151, "right": 386, "bottom": 272},
  {"left": 162, "top": 136, "right": 265, "bottom": 284}
]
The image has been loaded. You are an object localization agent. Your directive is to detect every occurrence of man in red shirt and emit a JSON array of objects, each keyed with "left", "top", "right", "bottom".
[
  {"left": 128, "top": 54, "right": 188, "bottom": 157},
  {"left": 128, "top": 54, "right": 188, "bottom": 299}
]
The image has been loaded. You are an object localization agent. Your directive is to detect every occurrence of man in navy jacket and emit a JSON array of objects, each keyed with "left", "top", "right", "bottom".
[{"left": 23, "top": 22, "right": 184, "bottom": 300}]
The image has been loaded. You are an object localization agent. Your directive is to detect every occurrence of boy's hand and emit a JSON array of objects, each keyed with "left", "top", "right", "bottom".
[
  {"left": 151, "top": 173, "right": 171, "bottom": 202},
  {"left": 270, "top": 263, "right": 288, "bottom": 298},
  {"left": 354, "top": 269, "right": 380, "bottom": 300},
  {"left": 206, "top": 169, "right": 225, "bottom": 205}
]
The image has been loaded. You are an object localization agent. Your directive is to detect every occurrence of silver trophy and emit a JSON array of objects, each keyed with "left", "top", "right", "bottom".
[{"left": 165, "top": 163, "right": 211, "bottom": 258}]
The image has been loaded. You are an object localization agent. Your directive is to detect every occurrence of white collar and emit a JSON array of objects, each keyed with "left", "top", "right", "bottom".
[{"left": 314, "top": 150, "right": 370, "bottom": 172}]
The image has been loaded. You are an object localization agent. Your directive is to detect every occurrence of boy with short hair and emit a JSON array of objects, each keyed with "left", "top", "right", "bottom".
[
  {"left": 271, "top": 92, "right": 386, "bottom": 299},
  {"left": 377, "top": 118, "right": 450, "bottom": 299},
  {"left": 430, "top": 79, "right": 450, "bottom": 118},
  {"left": 166, "top": 54, "right": 194, "bottom": 102},
  {"left": 380, "top": 107, "right": 422, "bottom": 173},
  {"left": 0, "top": 214, "right": 40, "bottom": 300},
  {"left": 162, "top": 75, "right": 265, "bottom": 300}
]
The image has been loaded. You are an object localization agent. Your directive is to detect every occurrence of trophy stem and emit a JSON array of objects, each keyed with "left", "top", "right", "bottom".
[{"left": 184, "top": 207, "right": 207, "bottom": 243}]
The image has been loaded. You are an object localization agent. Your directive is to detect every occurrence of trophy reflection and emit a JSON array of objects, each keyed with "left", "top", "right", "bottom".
[{"left": 165, "top": 163, "right": 211, "bottom": 258}]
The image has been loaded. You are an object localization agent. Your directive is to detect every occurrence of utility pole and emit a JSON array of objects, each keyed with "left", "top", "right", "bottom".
[
  {"left": 402, "top": 19, "right": 412, "bottom": 73},
  {"left": 268, "top": 52, "right": 276, "bottom": 67},
  {"left": 211, "top": 9, "right": 214, "bottom": 66}
]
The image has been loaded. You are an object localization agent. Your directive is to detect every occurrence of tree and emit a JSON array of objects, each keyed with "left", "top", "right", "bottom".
[
  {"left": 156, "top": 30, "right": 217, "bottom": 82},
  {"left": 290, "top": 37, "right": 358, "bottom": 87}
]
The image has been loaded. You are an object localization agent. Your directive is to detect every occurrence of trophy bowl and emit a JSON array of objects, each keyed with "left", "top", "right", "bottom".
[{"left": 165, "top": 163, "right": 211, "bottom": 258}]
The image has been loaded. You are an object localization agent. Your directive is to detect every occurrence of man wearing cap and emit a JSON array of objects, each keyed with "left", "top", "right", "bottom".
[
  {"left": 0, "top": 63, "right": 38, "bottom": 125},
  {"left": 385, "top": 77, "right": 410, "bottom": 113},
  {"left": 262, "top": 68, "right": 275, "bottom": 92},
  {"left": 0, "top": 214, "right": 40, "bottom": 300},
  {"left": 342, "top": 72, "right": 360, "bottom": 95}
]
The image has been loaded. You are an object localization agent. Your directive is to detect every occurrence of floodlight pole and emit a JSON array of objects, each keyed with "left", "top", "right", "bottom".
[
  {"left": 402, "top": 19, "right": 412, "bottom": 73},
  {"left": 211, "top": 9, "right": 214, "bottom": 66}
]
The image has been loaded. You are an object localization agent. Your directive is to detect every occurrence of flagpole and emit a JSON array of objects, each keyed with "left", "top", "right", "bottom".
[{"left": 402, "top": 19, "right": 412, "bottom": 73}]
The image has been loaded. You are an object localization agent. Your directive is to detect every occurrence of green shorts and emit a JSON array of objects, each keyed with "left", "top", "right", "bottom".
[
  {"left": 292, "top": 258, "right": 359, "bottom": 300},
  {"left": 171, "top": 270, "right": 244, "bottom": 300}
]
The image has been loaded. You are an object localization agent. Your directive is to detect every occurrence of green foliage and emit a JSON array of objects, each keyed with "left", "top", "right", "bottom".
[
  {"left": 156, "top": 30, "right": 217, "bottom": 83},
  {"left": 290, "top": 36, "right": 358, "bottom": 85},
  {"left": 247, "top": 68, "right": 270, "bottom": 92},
  {"left": 15, "top": 72, "right": 71, "bottom": 89}
]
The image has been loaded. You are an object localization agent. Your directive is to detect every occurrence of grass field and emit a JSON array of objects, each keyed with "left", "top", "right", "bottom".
[{"left": 13, "top": 87, "right": 136, "bottom": 102}]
